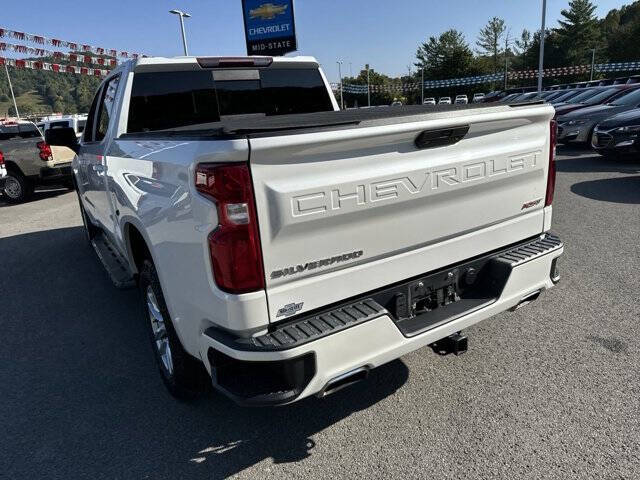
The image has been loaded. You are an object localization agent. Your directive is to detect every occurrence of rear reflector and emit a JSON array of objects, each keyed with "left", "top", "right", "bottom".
[
  {"left": 545, "top": 120, "right": 557, "bottom": 206},
  {"left": 195, "top": 163, "right": 265, "bottom": 294},
  {"left": 197, "top": 57, "right": 273, "bottom": 69}
]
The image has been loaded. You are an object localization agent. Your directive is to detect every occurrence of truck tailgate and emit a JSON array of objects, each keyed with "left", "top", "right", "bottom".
[{"left": 248, "top": 104, "right": 555, "bottom": 321}]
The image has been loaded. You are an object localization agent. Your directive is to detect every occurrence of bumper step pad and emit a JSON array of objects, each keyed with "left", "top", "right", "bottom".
[
  {"left": 496, "top": 233, "right": 562, "bottom": 267},
  {"left": 206, "top": 299, "right": 388, "bottom": 352}
]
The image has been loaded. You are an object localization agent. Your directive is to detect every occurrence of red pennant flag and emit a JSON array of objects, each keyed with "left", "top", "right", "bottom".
[
  {"left": 80, "top": 67, "right": 88, "bottom": 75},
  {"left": 84, "top": 55, "right": 91, "bottom": 64},
  {"left": 13, "top": 31, "right": 25, "bottom": 40},
  {"left": 68, "top": 42, "right": 78, "bottom": 50},
  {"left": 52, "top": 63, "right": 60, "bottom": 72},
  {"left": 94, "top": 69, "right": 101, "bottom": 76},
  {"left": 51, "top": 38, "right": 62, "bottom": 47},
  {"left": 97, "top": 57, "right": 105, "bottom": 65},
  {"left": 69, "top": 53, "right": 77, "bottom": 62},
  {"left": 82, "top": 44, "right": 91, "bottom": 52},
  {"left": 0, "top": 57, "right": 5, "bottom": 66},
  {"left": 15, "top": 59, "right": 26, "bottom": 68},
  {"left": 109, "top": 59, "right": 117, "bottom": 67}
]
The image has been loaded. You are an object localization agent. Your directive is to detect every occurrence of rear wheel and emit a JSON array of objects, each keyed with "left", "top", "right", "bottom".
[
  {"left": 139, "top": 259, "right": 207, "bottom": 399},
  {"left": 2, "top": 170, "right": 30, "bottom": 204}
]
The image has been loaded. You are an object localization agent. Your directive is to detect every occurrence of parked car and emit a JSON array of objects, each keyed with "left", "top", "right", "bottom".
[
  {"left": 553, "top": 86, "right": 635, "bottom": 118},
  {"left": 438, "top": 96, "right": 452, "bottom": 104},
  {"left": 37, "top": 114, "right": 87, "bottom": 140},
  {"left": 50, "top": 55, "right": 562, "bottom": 406},
  {"left": 0, "top": 121, "right": 72, "bottom": 203},
  {"left": 557, "top": 86, "right": 640, "bottom": 144},
  {"left": 591, "top": 108, "right": 640, "bottom": 158},
  {"left": 423, "top": 97, "right": 436, "bottom": 105},
  {"left": 455, "top": 95, "right": 468, "bottom": 104},
  {"left": 472, "top": 93, "right": 485, "bottom": 103}
]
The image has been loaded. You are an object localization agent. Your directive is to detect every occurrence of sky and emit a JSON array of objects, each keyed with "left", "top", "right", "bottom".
[{"left": 2, "top": 0, "right": 629, "bottom": 82}]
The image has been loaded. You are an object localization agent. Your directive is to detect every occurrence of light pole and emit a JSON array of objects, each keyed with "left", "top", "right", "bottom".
[
  {"left": 537, "top": 0, "right": 547, "bottom": 93},
  {"left": 366, "top": 63, "right": 371, "bottom": 107},
  {"left": 337, "top": 60, "right": 344, "bottom": 110},
  {"left": 590, "top": 48, "right": 596, "bottom": 81},
  {"left": 4, "top": 64, "right": 19, "bottom": 118},
  {"left": 169, "top": 9, "right": 191, "bottom": 56},
  {"left": 421, "top": 67, "right": 424, "bottom": 104}
]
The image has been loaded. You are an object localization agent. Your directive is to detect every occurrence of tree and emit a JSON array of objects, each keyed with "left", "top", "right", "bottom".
[
  {"left": 515, "top": 29, "right": 532, "bottom": 70},
  {"left": 415, "top": 29, "right": 475, "bottom": 80},
  {"left": 555, "top": 0, "right": 601, "bottom": 65},
  {"left": 476, "top": 17, "right": 506, "bottom": 73}
]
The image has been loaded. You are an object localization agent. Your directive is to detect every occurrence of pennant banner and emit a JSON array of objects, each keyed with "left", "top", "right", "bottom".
[
  {"left": 335, "top": 61, "right": 640, "bottom": 93},
  {"left": 0, "top": 27, "right": 146, "bottom": 59},
  {"left": 0, "top": 42, "right": 118, "bottom": 67},
  {"left": 0, "top": 56, "right": 109, "bottom": 76}
]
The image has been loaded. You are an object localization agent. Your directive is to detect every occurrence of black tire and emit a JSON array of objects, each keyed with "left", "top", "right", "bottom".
[
  {"left": 139, "top": 259, "right": 207, "bottom": 399},
  {"left": 1, "top": 169, "right": 30, "bottom": 204}
]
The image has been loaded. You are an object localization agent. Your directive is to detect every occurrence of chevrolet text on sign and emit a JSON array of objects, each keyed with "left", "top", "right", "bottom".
[{"left": 241, "top": 0, "right": 297, "bottom": 56}]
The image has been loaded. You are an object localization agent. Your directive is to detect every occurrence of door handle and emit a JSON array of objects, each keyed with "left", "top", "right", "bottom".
[{"left": 415, "top": 126, "right": 470, "bottom": 149}]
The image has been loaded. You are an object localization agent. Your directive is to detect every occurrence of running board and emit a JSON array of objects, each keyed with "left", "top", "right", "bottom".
[{"left": 91, "top": 233, "right": 135, "bottom": 289}]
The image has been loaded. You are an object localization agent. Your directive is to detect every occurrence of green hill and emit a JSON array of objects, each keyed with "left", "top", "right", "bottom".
[{"left": 0, "top": 66, "right": 102, "bottom": 117}]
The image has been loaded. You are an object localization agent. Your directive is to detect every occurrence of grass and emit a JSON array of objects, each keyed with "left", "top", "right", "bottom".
[{"left": 0, "top": 90, "right": 51, "bottom": 118}]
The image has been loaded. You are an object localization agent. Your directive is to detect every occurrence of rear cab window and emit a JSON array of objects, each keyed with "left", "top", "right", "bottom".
[{"left": 127, "top": 66, "right": 334, "bottom": 133}]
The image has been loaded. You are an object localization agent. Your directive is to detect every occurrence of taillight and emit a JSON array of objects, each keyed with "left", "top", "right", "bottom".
[
  {"left": 545, "top": 120, "right": 557, "bottom": 206},
  {"left": 195, "top": 163, "right": 265, "bottom": 294},
  {"left": 0, "top": 150, "right": 4, "bottom": 165},
  {"left": 37, "top": 141, "right": 52, "bottom": 161}
]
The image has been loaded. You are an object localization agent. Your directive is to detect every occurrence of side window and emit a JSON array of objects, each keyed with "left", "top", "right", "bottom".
[
  {"left": 83, "top": 87, "right": 102, "bottom": 143},
  {"left": 95, "top": 75, "right": 121, "bottom": 142}
]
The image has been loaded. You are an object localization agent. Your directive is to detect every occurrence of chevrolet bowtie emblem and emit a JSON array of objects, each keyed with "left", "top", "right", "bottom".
[{"left": 250, "top": 3, "right": 288, "bottom": 20}]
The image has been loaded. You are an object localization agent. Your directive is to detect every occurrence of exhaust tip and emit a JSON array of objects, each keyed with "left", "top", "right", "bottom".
[{"left": 317, "top": 367, "right": 370, "bottom": 398}]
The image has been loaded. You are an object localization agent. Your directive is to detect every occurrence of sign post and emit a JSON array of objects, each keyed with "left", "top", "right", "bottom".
[{"left": 242, "top": 0, "right": 297, "bottom": 56}]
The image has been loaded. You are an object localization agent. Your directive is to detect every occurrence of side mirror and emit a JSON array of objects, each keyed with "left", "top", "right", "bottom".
[{"left": 45, "top": 127, "right": 79, "bottom": 153}]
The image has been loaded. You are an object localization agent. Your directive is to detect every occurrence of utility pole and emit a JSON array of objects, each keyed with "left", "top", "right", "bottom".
[
  {"left": 421, "top": 67, "right": 424, "bottom": 104},
  {"left": 504, "top": 32, "right": 510, "bottom": 91},
  {"left": 337, "top": 60, "right": 344, "bottom": 110},
  {"left": 349, "top": 62, "right": 353, "bottom": 78},
  {"left": 366, "top": 64, "right": 371, "bottom": 107},
  {"left": 590, "top": 48, "right": 596, "bottom": 81},
  {"left": 169, "top": 9, "right": 191, "bottom": 55},
  {"left": 4, "top": 64, "right": 19, "bottom": 118},
  {"left": 537, "top": 0, "right": 547, "bottom": 93}
]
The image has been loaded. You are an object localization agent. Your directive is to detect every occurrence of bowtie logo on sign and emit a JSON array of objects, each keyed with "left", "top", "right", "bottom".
[
  {"left": 242, "top": 0, "right": 297, "bottom": 56},
  {"left": 250, "top": 3, "right": 288, "bottom": 20}
]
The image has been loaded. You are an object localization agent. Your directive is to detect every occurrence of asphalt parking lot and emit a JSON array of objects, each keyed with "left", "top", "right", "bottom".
[{"left": 1, "top": 148, "right": 639, "bottom": 479}]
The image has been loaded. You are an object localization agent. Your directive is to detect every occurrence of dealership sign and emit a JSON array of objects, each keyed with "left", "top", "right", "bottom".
[{"left": 241, "top": 0, "right": 297, "bottom": 56}]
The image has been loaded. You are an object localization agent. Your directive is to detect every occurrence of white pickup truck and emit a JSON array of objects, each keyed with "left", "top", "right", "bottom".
[{"left": 53, "top": 55, "right": 563, "bottom": 406}]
